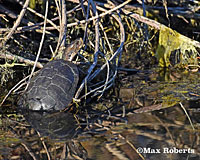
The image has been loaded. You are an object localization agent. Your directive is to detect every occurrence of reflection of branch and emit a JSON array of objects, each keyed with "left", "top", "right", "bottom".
[
  {"left": 37, "top": 131, "right": 51, "bottom": 160},
  {"left": 136, "top": 130, "right": 196, "bottom": 153},
  {"left": 105, "top": 142, "right": 131, "bottom": 160},
  {"left": 21, "top": 143, "right": 37, "bottom": 160},
  {"left": 134, "top": 103, "right": 163, "bottom": 113},
  {"left": 155, "top": 116, "right": 177, "bottom": 147},
  {"left": 125, "top": 139, "right": 145, "bottom": 160},
  {"left": 179, "top": 102, "right": 195, "bottom": 130}
]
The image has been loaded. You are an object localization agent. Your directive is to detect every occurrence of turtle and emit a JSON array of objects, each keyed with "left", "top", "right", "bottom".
[{"left": 18, "top": 38, "right": 83, "bottom": 111}]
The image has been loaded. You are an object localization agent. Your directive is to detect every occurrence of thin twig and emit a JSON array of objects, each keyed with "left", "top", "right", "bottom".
[
  {"left": 0, "top": 53, "right": 43, "bottom": 68},
  {"left": 26, "top": 6, "right": 59, "bottom": 31},
  {"left": 25, "top": 0, "right": 49, "bottom": 91},
  {"left": 21, "top": 143, "right": 38, "bottom": 160},
  {"left": 16, "top": 0, "right": 59, "bottom": 31},
  {"left": 179, "top": 102, "right": 195, "bottom": 130},
  {"left": 75, "top": 0, "right": 101, "bottom": 98},
  {"left": 1, "top": 0, "right": 30, "bottom": 47},
  {"left": 75, "top": 1, "right": 126, "bottom": 99},
  {"left": 0, "top": 75, "right": 29, "bottom": 107},
  {"left": 99, "top": 23, "right": 113, "bottom": 54},
  {"left": 36, "top": 131, "right": 51, "bottom": 160},
  {"left": 54, "top": 0, "right": 67, "bottom": 55},
  {"left": 0, "top": 4, "right": 31, "bottom": 26},
  {"left": 66, "top": 0, "right": 131, "bottom": 28},
  {"left": 87, "top": 6, "right": 125, "bottom": 80},
  {"left": 60, "top": 0, "right": 67, "bottom": 50}
]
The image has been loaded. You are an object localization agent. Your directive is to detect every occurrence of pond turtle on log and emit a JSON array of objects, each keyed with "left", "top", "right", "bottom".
[{"left": 18, "top": 38, "right": 83, "bottom": 111}]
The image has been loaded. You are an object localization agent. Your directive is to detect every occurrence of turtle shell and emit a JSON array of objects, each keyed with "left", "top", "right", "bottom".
[{"left": 18, "top": 59, "right": 79, "bottom": 110}]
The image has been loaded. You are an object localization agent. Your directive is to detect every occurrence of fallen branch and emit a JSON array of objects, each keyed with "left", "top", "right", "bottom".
[
  {"left": 121, "top": 8, "right": 200, "bottom": 48},
  {"left": 0, "top": 53, "right": 43, "bottom": 68}
]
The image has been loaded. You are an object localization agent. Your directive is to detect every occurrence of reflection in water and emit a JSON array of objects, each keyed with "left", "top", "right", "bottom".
[
  {"left": 118, "top": 67, "right": 200, "bottom": 112},
  {"left": 21, "top": 110, "right": 80, "bottom": 140},
  {"left": 0, "top": 110, "right": 88, "bottom": 160},
  {"left": 1, "top": 69, "right": 200, "bottom": 159},
  {"left": 1, "top": 101, "right": 200, "bottom": 159}
]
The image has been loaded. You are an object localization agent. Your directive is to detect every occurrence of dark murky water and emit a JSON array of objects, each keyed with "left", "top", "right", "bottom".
[{"left": 1, "top": 54, "right": 200, "bottom": 160}]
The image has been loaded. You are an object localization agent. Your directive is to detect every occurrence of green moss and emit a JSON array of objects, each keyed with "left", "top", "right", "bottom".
[
  {"left": 29, "top": 0, "right": 36, "bottom": 9},
  {"left": 156, "top": 26, "right": 198, "bottom": 67}
]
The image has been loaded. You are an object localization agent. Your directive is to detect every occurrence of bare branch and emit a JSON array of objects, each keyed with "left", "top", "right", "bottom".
[{"left": 1, "top": 0, "right": 30, "bottom": 47}]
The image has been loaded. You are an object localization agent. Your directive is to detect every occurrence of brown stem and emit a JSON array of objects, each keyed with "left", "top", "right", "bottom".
[{"left": 1, "top": 0, "right": 30, "bottom": 47}]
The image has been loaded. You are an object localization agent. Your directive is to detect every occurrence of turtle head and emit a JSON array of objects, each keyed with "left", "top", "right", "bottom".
[
  {"left": 62, "top": 38, "right": 83, "bottom": 61},
  {"left": 55, "top": 38, "right": 83, "bottom": 61}
]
